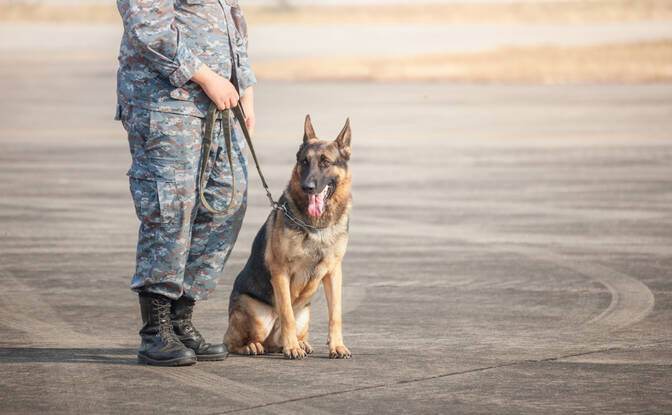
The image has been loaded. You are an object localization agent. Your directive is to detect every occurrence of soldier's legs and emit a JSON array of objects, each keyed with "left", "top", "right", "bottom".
[
  {"left": 122, "top": 108, "right": 246, "bottom": 362},
  {"left": 122, "top": 106, "right": 202, "bottom": 300},
  {"left": 121, "top": 106, "right": 204, "bottom": 366},
  {"left": 183, "top": 117, "right": 248, "bottom": 301}
]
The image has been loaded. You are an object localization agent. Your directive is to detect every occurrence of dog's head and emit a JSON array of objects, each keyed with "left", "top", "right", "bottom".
[{"left": 292, "top": 114, "right": 352, "bottom": 218}]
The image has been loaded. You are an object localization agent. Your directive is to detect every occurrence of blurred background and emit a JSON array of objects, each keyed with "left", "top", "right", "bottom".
[
  {"left": 1, "top": 0, "right": 671, "bottom": 84},
  {"left": 0, "top": 0, "right": 672, "bottom": 83},
  {"left": 2, "top": 0, "right": 671, "bottom": 144}
]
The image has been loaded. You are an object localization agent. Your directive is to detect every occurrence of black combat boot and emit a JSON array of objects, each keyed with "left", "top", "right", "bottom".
[
  {"left": 138, "top": 293, "right": 197, "bottom": 366},
  {"left": 171, "top": 296, "right": 227, "bottom": 361}
]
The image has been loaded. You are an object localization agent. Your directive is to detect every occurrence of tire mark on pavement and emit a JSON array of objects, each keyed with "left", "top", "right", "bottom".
[
  {"left": 355, "top": 216, "right": 656, "bottom": 331},
  {"left": 510, "top": 250, "right": 655, "bottom": 331}
]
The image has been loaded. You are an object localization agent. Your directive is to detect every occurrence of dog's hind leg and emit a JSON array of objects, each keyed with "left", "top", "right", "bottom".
[
  {"left": 224, "top": 295, "right": 276, "bottom": 355},
  {"left": 295, "top": 305, "right": 313, "bottom": 354},
  {"left": 223, "top": 306, "right": 250, "bottom": 354}
]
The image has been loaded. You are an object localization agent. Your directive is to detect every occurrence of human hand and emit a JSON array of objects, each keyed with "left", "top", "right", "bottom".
[
  {"left": 240, "top": 86, "right": 255, "bottom": 138},
  {"left": 191, "top": 65, "right": 239, "bottom": 110}
]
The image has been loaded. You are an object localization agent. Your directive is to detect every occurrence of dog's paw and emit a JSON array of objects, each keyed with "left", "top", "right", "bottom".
[
  {"left": 283, "top": 344, "right": 307, "bottom": 360},
  {"left": 298, "top": 340, "right": 313, "bottom": 354},
  {"left": 242, "top": 342, "right": 265, "bottom": 356},
  {"left": 329, "top": 345, "right": 351, "bottom": 359}
]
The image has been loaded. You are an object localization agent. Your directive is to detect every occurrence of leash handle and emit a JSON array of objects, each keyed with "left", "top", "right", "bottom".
[{"left": 199, "top": 102, "right": 276, "bottom": 215}]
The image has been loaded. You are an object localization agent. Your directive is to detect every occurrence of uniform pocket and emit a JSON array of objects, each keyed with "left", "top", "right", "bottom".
[
  {"left": 130, "top": 176, "right": 181, "bottom": 225},
  {"left": 126, "top": 109, "right": 197, "bottom": 225},
  {"left": 129, "top": 156, "right": 181, "bottom": 225}
]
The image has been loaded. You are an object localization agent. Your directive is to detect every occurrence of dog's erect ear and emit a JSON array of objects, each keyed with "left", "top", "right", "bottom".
[
  {"left": 335, "top": 118, "right": 352, "bottom": 160},
  {"left": 303, "top": 114, "right": 317, "bottom": 143}
]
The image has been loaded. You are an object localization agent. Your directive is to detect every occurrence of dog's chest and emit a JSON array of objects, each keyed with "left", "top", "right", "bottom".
[
  {"left": 290, "top": 229, "right": 344, "bottom": 276},
  {"left": 285, "top": 227, "right": 347, "bottom": 300}
]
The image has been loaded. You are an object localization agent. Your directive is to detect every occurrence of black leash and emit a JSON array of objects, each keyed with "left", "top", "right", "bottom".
[
  {"left": 200, "top": 102, "right": 327, "bottom": 231},
  {"left": 199, "top": 102, "right": 273, "bottom": 214}
]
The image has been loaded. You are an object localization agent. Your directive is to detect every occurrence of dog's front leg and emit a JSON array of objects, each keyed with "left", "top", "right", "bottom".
[
  {"left": 323, "top": 262, "right": 351, "bottom": 359},
  {"left": 270, "top": 271, "right": 306, "bottom": 360}
]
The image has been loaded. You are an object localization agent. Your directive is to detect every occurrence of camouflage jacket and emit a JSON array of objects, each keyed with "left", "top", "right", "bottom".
[{"left": 116, "top": 0, "right": 256, "bottom": 118}]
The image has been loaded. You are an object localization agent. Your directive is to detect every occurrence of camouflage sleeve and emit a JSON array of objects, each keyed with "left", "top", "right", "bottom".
[
  {"left": 118, "top": 0, "right": 203, "bottom": 88},
  {"left": 231, "top": 4, "right": 257, "bottom": 93}
]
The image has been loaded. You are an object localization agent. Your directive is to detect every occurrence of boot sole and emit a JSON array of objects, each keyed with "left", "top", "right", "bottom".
[
  {"left": 195, "top": 352, "right": 228, "bottom": 361},
  {"left": 137, "top": 353, "right": 197, "bottom": 367}
]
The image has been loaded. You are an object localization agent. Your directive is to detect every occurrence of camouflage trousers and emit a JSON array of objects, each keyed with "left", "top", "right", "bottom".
[{"left": 120, "top": 105, "right": 248, "bottom": 301}]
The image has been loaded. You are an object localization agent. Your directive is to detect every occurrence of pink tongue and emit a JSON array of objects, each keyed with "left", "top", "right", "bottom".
[{"left": 307, "top": 187, "right": 328, "bottom": 217}]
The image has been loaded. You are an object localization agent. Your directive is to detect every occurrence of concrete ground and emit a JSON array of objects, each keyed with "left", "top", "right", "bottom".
[{"left": 1, "top": 24, "right": 672, "bottom": 415}]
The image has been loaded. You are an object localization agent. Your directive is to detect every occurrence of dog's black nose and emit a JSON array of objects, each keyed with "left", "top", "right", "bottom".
[{"left": 302, "top": 179, "right": 316, "bottom": 194}]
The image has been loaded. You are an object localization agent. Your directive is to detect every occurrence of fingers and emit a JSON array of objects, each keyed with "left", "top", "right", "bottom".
[
  {"left": 198, "top": 73, "right": 255, "bottom": 136},
  {"left": 231, "top": 90, "right": 240, "bottom": 107},
  {"left": 203, "top": 77, "right": 239, "bottom": 110},
  {"left": 216, "top": 93, "right": 239, "bottom": 110},
  {"left": 229, "top": 91, "right": 240, "bottom": 108}
]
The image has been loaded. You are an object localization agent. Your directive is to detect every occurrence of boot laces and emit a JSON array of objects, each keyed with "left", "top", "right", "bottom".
[
  {"left": 181, "top": 317, "right": 204, "bottom": 342},
  {"left": 176, "top": 300, "right": 204, "bottom": 341},
  {"left": 152, "top": 298, "right": 180, "bottom": 343}
]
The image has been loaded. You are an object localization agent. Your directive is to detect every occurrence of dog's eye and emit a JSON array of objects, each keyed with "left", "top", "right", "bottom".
[
  {"left": 302, "top": 158, "right": 309, "bottom": 166},
  {"left": 320, "top": 159, "right": 330, "bottom": 168}
]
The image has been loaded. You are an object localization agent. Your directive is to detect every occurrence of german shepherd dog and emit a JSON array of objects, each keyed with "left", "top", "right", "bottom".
[{"left": 223, "top": 115, "right": 352, "bottom": 360}]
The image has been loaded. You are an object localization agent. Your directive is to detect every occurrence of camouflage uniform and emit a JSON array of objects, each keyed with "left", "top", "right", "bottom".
[{"left": 116, "top": 0, "right": 255, "bottom": 301}]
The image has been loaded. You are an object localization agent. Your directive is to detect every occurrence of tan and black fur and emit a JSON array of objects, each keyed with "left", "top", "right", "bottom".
[{"left": 224, "top": 115, "right": 353, "bottom": 359}]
